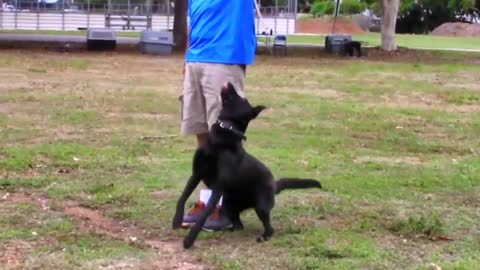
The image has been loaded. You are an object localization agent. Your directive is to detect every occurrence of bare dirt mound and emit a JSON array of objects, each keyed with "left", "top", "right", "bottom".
[
  {"left": 431, "top": 22, "right": 480, "bottom": 37},
  {"left": 296, "top": 17, "right": 365, "bottom": 34}
]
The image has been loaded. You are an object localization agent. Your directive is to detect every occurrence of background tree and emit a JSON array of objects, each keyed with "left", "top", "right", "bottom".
[
  {"left": 172, "top": 0, "right": 187, "bottom": 51},
  {"left": 379, "top": 0, "right": 400, "bottom": 51},
  {"left": 396, "top": 0, "right": 478, "bottom": 34},
  {"left": 310, "top": 0, "right": 335, "bottom": 17},
  {"left": 341, "top": 0, "right": 366, "bottom": 14},
  {"left": 298, "top": 0, "right": 315, "bottom": 12}
]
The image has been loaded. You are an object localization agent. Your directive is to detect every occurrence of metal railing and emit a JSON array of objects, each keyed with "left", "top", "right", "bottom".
[
  {"left": 1, "top": 0, "right": 297, "bottom": 33},
  {"left": 1, "top": 0, "right": 296, "bottom": 16}
]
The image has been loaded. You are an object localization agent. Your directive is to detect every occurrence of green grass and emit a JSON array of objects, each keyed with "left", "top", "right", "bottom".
[
  {"left": 388, "top": 214, "right": 446, "bottom": 239},
  {"left": 0, "top": 49, "right": 479, "bottom": 269},
  {"left": 285, "top": 33, "right": 480, "bottom": 50},
  {"left": 354, "top": 33, "right": 480, "bottom": 50}
]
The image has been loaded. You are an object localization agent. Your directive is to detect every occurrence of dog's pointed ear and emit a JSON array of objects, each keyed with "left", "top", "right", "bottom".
[
  {"left": 251, "top": 105, "right": 266, "bottom": 119},
  {"left": 221, "top": 82, "right": 236, "bottom": 104}
]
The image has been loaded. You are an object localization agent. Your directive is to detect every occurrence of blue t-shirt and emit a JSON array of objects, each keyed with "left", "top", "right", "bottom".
[{"left": 186, "top": 0, "right": 256, "bottom": 65}]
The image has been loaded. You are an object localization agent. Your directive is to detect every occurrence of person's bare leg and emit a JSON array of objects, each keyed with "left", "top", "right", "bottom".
[{"left": 181, "top": 133, "right": 209, "bottom": 228}]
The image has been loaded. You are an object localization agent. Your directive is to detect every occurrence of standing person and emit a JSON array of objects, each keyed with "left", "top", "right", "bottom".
[{"left": 179, "top": 0, "right": 257, "bottom": 231}]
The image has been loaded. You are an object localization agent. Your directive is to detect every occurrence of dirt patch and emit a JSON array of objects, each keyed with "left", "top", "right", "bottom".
[
  {"left": 353, "top": 156, "right": 424, "bottom": 166},
  {"left": 42, "top": 126, "right": 85, "bottom": 142},
  {"left": 296, "top": 17, "right": 365, "bottom": 34},
  {"left": 0, "top": 70, "right": 30, "bottom": 91},
  {"left": 0, "top": 240, "right": 33, "bottom": 269},
  {"left": 64, "top": 206, "right": 128, "bottom": 235},
  {"left": 364, "top": 91, "right": 480, "bottom": 113},
  {"left": 0, "top": 193, "right": 37, "bottom": 269},
  {"left": 105, "top": 112, "right": 173, "bottom": 121},
  {"left": 62, "top": 205, "right": 211, "bottom": 270},
  {"left": 432, "top": 22, "right": 480, "bottom": 37},
  {"left": 264, "top": 86, "right": 345, "bottom": 98},
  {"left": 144, "top": 260, "right": 205, "bottom": 270},
  {"left": 363, "top": 47, "right": 480, "bottom": 64},
  {"left": 1, "top": 192, "right": 49, "bottom": 210},
  {"left": 1, "top": 191, "right": 212, "bottom": 270},
  {"left": 151, "top": 190, "right": 176, "bottom": 201},
  {"left": 382, "top": 91, "right": 442, "bottom": 106},
  {"left": 28, "top": 126, "right": 89, "bottom": 144},
  {"left": 377, "top": 234, "right": 450, "bottom": 268},
  {"left": 0, "top": 102, "right": 18, "bottom": 114},
  {"left": 314, "top": 89, "right": 345, "bottom": 98}
]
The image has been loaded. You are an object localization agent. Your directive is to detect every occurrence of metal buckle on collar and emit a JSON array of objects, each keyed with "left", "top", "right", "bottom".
[
  {"left": 217, "top": 120, "right": 246, "bottom": 141},
  {"left": 219, "top": 121, "right": 233, "bottom": 130}
]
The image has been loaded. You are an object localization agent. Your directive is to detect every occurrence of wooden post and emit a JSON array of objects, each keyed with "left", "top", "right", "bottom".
[
  {"left": 274, "top": 0, "right": 278, "bottom": 34},
  {"left": 0, "top": 0, "right": 3, "bottom": 29},
  {"left": 87, "top": 0, "right": 90, "bottom": 29}
]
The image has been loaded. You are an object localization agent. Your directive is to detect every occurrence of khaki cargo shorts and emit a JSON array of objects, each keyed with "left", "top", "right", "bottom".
[{"left": 180, "top": 62, "right": 246, "bottom": 135}]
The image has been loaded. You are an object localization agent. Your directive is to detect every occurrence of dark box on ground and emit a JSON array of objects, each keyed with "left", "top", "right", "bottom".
[
  {"left": 325, "top": 34, "right": 352, "bottom": 54},
  {"left": 86, "top": 28, "right": 116, "bottom": 51}
]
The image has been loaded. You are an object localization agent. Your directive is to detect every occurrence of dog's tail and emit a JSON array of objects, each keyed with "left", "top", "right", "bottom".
[{"left": 275, "top": 178, "right": 322, "bottom": 194}]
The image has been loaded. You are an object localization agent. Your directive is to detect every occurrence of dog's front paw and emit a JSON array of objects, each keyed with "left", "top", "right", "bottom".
[
  {"left": 183, "top": 237, "right": 195, "bottom": 249},
  {"left": 256, "top": 236, "right": 270, "bottom": 243}
]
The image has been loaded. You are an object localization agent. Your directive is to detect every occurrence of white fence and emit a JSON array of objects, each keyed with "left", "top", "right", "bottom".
[{"left": 0, "top": 11, "right": 296, "bottom": 34}]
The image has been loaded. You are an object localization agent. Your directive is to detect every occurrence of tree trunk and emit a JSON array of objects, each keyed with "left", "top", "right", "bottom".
[
  {"left": 173, "top": 0, "right": 188, "bottom": 51},
  {"left": 380, "top": 0, "right": 399, "bottom": 51}
]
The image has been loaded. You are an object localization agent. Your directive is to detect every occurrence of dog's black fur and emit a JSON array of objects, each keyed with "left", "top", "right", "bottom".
[
  {"left": 343, "top": 40, "right": 362, "bottom": 57},
  {"left": 172, "top": 82, "right": 322, "bottom": 249}
]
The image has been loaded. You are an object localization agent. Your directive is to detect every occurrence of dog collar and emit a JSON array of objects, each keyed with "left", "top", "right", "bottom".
[{"left": 216, "top": 120, "right": 246, "bottom": 141}]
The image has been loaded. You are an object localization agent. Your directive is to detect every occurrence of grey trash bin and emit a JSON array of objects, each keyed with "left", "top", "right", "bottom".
[
  {"left": 139, "top": 31, "right": 174, "bottom": 55},
  {"left": 325, "top": 34, "right": 352, "bottom": 54}
]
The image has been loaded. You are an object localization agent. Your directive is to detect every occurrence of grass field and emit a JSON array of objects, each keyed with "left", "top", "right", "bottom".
[
  {"left": 2, "top": 29, "right": 480, "bottom": 51},
  {"left": 290, "top": 33, "right": 480, "bottom": 51},
  {"left": 1, "top": 49, "right": 480, "bottom": 269}
]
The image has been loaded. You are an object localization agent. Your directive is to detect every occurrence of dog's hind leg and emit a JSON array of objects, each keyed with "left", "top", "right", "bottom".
[
  {"left": 183, "top": 188, "right": 223, "bottom": 249},
  {"left": 255, "top": 207, "right": 274, "bottom": 242},
  {"left": 221, "top": 199, "right": 243, "bottom": 230},
  {"left": 172, "top": 174, "right": 202, "bottom": 229},
  {"left": 227, "top": 210, "right": 244, "bottom": 230},
  {"left": 230, "top": 212, "right": 244, "bottom": 230}
]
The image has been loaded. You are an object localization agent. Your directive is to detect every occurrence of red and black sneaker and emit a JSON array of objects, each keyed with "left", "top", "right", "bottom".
[
  {"left": 181, "top": 201, "right": 205, "bottom": 228},
  {"left": 202, "top": 205, "right": 233, "bottom": 232}
]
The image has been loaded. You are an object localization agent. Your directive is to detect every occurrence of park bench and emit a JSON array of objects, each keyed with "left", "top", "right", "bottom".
[{"left": 105, "top": 13, "right": 152, "bottom": 30}]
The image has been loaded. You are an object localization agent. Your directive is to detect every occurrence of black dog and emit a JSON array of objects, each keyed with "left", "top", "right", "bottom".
[
  {"left": 343, "top": 40, "right": 362, "bottom": 57},
  {"left": 172, "top": 82, "right": 322, "bottom": 249}
]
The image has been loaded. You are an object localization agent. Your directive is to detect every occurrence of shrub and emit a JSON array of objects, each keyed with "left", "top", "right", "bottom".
[
  {"left": 311, "top": 0, "right": 336, "bottom": 17},
  {"left": 341, "top": 0, "right": 366, "bottom": 15}
]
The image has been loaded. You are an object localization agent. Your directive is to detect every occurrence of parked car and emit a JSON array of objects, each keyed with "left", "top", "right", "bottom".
[
  {"left": 456, "top": 13, "right": 480, "bottom": 24},
  {"left": 1, "top": 3, "right": 16, "bottom": 12},
  {"left": 64, "top": 5, "right": 81, "bottom": 13}
]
